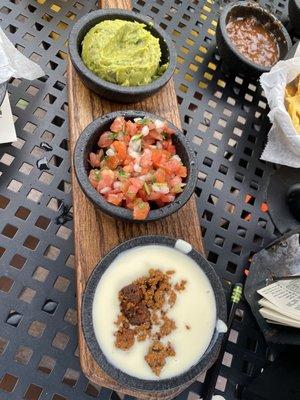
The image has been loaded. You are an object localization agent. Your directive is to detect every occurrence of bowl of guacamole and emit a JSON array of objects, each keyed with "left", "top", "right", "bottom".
[{"left": 69, "top": 9, "right": 176, "bottom": 103}]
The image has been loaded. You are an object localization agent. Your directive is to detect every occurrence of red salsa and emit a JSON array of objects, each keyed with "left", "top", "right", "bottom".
[{"left": 88, "top": 116, "right": 188, "bottom": 220}]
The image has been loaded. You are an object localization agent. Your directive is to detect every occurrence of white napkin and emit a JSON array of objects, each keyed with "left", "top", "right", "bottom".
[
  {"left": 260, "top": 44, "right": 300, "bottom": 168},
  {"left": 0, "top": 93, "right": 17, "bottom": 144},
  {"left": 0, "top": 27, "right": 44, "bottom": 83}
]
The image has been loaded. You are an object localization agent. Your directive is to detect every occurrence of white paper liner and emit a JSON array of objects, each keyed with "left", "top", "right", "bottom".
[
  {"left": 0, "top": 27, "right": 44, "bottom": 84},
  {"left": 0, "top": 93, "right": 17, "bottom": 144},
  {"left": 260, "top": 44, "right": 300, "bottom": 168}
]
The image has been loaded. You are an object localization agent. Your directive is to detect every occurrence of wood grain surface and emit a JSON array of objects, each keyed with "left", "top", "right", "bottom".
[{"left": 68, "top": 0, "right": 204, "bottom": 398}]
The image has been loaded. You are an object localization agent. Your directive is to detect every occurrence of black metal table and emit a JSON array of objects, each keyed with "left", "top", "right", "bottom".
[{"left": 0, "top": 0, "right": 287, "bottom": 399}]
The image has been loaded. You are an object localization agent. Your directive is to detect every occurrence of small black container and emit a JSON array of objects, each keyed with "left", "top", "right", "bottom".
[
  {"left": 0, "top": 82, "right": 7, "bottom": 107},
  {"left": 216, "top": 1, "right": 292, "bottom": 77},
  {"left": 82, "top": 235, "right": 227, "bottom": 392},
  {"left": 289, "top": 0, "right": 300, "bottom": 38},
  {"left": 74, "top": 110, "right": 197, "bottom": 222},
  {"left": 68, "top": 9, "right": 176, "bottom": 103}
]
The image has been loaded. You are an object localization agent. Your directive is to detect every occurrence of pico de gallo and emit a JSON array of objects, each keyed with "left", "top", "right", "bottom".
[{"left": 88, "top": 116, "right": 188, "bottom": 220}]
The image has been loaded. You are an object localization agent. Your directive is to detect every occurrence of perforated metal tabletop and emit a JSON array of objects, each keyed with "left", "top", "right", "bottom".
[{"left": 0, "top": 0, "right": 287, "bottom": 399}]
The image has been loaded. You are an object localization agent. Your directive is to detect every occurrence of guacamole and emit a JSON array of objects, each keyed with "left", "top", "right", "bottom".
[{"left": 81, "top": 19, "right": 167, "bottom": 87}]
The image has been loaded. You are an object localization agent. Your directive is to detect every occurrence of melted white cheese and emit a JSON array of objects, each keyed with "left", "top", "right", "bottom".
[{"left": 92, "top": 245, "right": 217, "bottom": 380}]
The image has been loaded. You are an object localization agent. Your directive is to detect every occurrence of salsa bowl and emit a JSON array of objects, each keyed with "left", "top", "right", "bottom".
[
  {"left": 216, "top": 1, "right": 291, "bottom": 76},
  {"left": 73, "top": 110, "right": 197, "bottom": 222}
]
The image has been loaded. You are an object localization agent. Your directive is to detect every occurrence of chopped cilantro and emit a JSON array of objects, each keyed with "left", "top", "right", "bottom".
[
  {"left": 136, "top": 118, "right": 153, "bottom": 125},
  {"left": 109, "top": 131, "right": 119, "bottom": 140},
  {"left": 132, "top": 133, "right": 143, "bottom": 141},
  {"left": 93, "top": 169, "right": 101, "bottom": 180}
]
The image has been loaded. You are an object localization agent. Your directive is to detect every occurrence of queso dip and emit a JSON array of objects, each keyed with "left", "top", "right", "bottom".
[{"left": 93, "top": 244, "right": 217, "bottom": 380}]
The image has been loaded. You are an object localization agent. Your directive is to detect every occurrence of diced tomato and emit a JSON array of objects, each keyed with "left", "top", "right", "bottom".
[
  {"left": 129, "top": 177, "right": 143, "bottom": 189},
  {"left": 163, "top": 159, "right": 181, "bottom": 174},
  {"left": 149, "top": 129, "right": 163, "bottom": 141},
  {"left": 107, "top": 193, "right": 123, "bottom": 206},
  {"left": 97, "top": 169, "right": 114, "bottom": 191},
  {"left": 110, "top": 116, "right": 125, "bottom": 133},
  {"left": 106, "top": 155, "right": 120, "bottom": 170},
  {"left": 125, "top": 184, "right": 139, "bottom": 201},
  {"left": 162, "top": 139, "right": 176, "bottom": 155},
  {"left": 151, "top": 149, "right": 164, "bottom": 167},
  {"left": 169, "top": 176, "right": 182, "bottom": 186},
  {"left": 123, "top": 164, "right": 134, "bottom": 174},
  {"left": 143, "top": 136, "right": 156, "bottom": 146},
  {"left": 140, "top": 149, "right": 152, "bottom": 168},
  {"left": 155, "top": 168, "right": 166, "bottom": 183},
  {"left": 178, "top": 165, "right": 187, "bottom": 178},
  {"left": 147, "top": 191, "right": 161, "bottom": 201},
  {"left": 138, "top": 188, "right": 148, "bottom": 202},
  {"left": 89, "top": 152, "right": 101, "bottom": 168},
  {"left": 120, "top": 180, "right": 130, "bottom": 193},
  {"left": 112, "top": 141, "right": 127, "bottom": 161},
  {"left": 98, "top": 132, "right": 113, "bottom": 148},
  {"left": 125, "top": 120, "right": 139, "bottom": 135},
  {"left": 133, "top": 201, "right": 150, "bottom": 220},
  {"left": 89, "top": 170, "right": 100, "bottom": 189},
  {"left": 160, "top": 194, "right": 175, "bottom": 203},
  {"left": 123, "top": 133, "right": 131, "bottom": 144}
]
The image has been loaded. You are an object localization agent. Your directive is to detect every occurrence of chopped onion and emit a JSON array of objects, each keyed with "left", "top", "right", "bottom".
[
  {"left": 152, "top": 183, "right": 169, "bottom": 194},
  {"left": 172, "top": 155, "right": 181, "bottom": 162},
  {"left": 133, "top": 163, "right": 142, "bottom": 173},
  {"left": 141, "top": 125, "right": 149, "bottom": 136},
  {"left": 129, "top": 137, "right": 142, "bottom": 152},
  {"left": 113, "top": 181, "right": 122, "bottom": 190},
  {"left": 106, "top": 148, "right": 115, "bottom": 157},
  {"left": 100, "top": 187, "right": 110, "bottom": 194},
  {"left": 128, "top": 148, "right": 140, "bottom": 159},
  {"left": 154, "top": 119, "right": 164, "bottom": 129}
]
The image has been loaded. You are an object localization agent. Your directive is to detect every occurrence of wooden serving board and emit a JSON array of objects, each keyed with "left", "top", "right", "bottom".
[{"left": 68, "top": 0, "right": 204, "bottom": 398}]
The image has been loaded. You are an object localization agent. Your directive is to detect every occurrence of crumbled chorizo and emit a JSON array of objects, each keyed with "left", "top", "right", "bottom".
[
  {"left": 114, "top": 325, "right": 135, "bottom": 350},
  {"left": 145, "top": 341, "right": 175, "bottom": 376},
  {"left": 114, "top": 268, "right": 188, "bottom": 375},
  {"left": 174, "top": 280, "right": 187, "bottom": 292}
]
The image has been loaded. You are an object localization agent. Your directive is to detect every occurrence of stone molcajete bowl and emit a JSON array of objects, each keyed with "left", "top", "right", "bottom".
[
  {"left": 68, "top": 9, "right": 176, "bottom": 103},
  {"left": 82, "top": 235, "right": 227, "bottom": 392},
  {"left": 73, "top": 110, "right": 197, "bottom": 222},
  {"left": 216, "top": 1, "right": 291, "bottom": 77}
]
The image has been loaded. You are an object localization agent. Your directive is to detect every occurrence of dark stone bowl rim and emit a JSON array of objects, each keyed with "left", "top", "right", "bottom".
[
  {"left": 82, "top": 235, "right": 227, "bottom": 392},
  {"left": 218, "top": 0, "right": 292, "bottom": 73},
  {"left": 73, "top": 110, "right": 198, "bottom": 222},
  {"left": 68, "top": 9, "right": 176, "bottom": 96}
]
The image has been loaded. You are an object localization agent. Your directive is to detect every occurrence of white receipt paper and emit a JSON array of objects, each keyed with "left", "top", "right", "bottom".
[
  {"left": 0, "top": 93, "right": 17, "bottom": 144},
  {"left": 260, "top": 43, "right": 300, "bottom": 168}
]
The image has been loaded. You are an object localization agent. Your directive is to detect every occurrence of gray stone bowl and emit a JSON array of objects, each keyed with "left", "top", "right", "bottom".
[
  {"left": 0, "top": 82, "right": 7, "bottom": 107},
  {"left": 82, "top": 235, "right": 227, "bottom": 392},
  {"left": 74, "top": 110, "right": 197, "bottom": 222},
  {"left": 68, "top": 9, "right": 176, "bottom": 103},
  {"left": 216, "top": 1, "right": 291, "bottom": 76}
]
